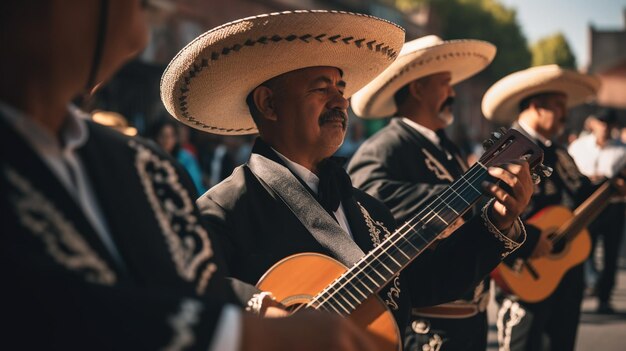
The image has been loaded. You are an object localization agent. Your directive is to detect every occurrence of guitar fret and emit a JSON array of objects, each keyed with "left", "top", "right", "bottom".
[
  {"left": 392, "top": 243, "right": 411, "bottom": 260},
  {"left": 462, "top": 167, "right": 485, "bottom": 195},
  {"left": 350, "top": 281, "right": 368, "bottom": 298},
  {"left": 357, "top": 278, "right": 375, "bottom": 294},
  {"left": 336, "top": 292, "right": 356, "bottom": 311},
  {"left": 368, "top": 266, "right": 388, "bottom": 282},
  {"left": 448, "top": 186, "right": 471, "bottom": 205},
  {"left": 433, "top": 212, "right": 449, "bottom": 225},
  {"left": 330, "top": 297, "right": 350, "bottom": 315},
  {"left": 343, "top": 285, "right": 361, "bottom": 304},
  {"left": 376, "top": 257, "right": 395, "bottom": 274},
  {"left": 437, "top": 195, "right": 459, "bottom": 215},
  {"left": 362, "top": 271, "right": 380, "bottom": 287},
  {"left": 386, "top": 253, "right": 402, "bottom": 268}
]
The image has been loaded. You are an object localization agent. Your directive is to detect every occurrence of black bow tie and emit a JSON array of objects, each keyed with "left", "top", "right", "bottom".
[{"left": 317, "top": 157, "right": 353, "bottom": 213}]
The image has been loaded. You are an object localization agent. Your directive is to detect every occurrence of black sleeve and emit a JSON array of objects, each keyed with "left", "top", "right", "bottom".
[
  {"left": 504, "top": 223, "right": 541, "bottom": 262},
  {"left": 2, "top": 240, "right": 227, "bottom": 351},
  {"left": 406, "top": 215, "right": 517, "bottom": 306}
]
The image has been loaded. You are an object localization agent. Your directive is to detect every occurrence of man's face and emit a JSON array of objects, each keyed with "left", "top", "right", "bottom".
[
  {"left": 533, "top": 93, "right": 568, "bottom": 138},
  {"left": 589, "top": 118, "right": 611, "bottom": 144},
  {"left": 416, "top": 72, "right": 455, "bottom": 129},
  {"left": 269, "top": 66, "right": 349, "bottom": 160}
]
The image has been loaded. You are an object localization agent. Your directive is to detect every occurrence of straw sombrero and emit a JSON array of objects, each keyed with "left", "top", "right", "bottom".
[
  {"left": 482, "top": 64, "right": 601, "bottom": 125},
  {"left": 350, "top": 35, "right": 496, "bottom": 118},
  {"left": 92, "top": 111, "right": 138, "bottom": 136},
  {"left": 160, "top": 10, "right": 405, "bottom": 135}
]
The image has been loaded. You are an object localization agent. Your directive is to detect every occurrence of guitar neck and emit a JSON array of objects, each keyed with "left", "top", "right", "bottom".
[
  {"left": 557, "top": 181, "right": 614, "bottom": 243},
  {"left": 308, "top": 162, "right": 491, "bottom": 315}
]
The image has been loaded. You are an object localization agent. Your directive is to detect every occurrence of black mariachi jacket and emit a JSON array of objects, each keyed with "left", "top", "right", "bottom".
[
  {"left": 198, "top": 137, "right": 518, "bottom": 336},
  {"left": 1, "top": 118, "right": 244, "bottom": 350}
]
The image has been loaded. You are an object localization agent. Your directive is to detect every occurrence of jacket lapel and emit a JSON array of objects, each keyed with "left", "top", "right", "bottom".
[
  {"left": 248, "top": 139, "right": 366, "bottom": 267},
  {"left": 396, "top": 119, "right": 464, "bottom": 181},
  {"left": 0, "top": 119, "right": 122, "bottom": 283}
]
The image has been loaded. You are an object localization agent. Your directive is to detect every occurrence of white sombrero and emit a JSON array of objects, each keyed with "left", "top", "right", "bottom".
[
  {"left": 482, "top": 64, "right": 601, "bottom": 125},
  {"left": 350, "top": 35, "right": 496, "bottom": 118},
  {"left": 160, "top": 10, "right": 405, "bottom": 135}
]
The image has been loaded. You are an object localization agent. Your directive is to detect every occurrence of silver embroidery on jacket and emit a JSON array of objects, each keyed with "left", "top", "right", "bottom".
[
  {"left": 422, "top": 148, "right": 454, "bottom": 182},
  {"left": 357, "top": 202, "right": 392, "bottom": 247},
  {"left": 130, "top": 141, "right": 216, "bottom": 294},
  {"left": 4, "top": 166, "right": 116, "bottom": 285},
  {"left": 357, "top": 202, "right": 399, "bottom": 310},
  {"left": 163, "top": 298, "right": 203, "bottom": 351}
]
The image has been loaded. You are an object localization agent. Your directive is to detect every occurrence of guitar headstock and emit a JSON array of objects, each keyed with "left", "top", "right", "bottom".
[{"left": 479, "top": 128, "right": 552, "bottom": 184}]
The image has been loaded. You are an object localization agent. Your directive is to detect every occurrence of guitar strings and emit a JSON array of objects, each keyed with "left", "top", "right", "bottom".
[{"left": 297, "top": 161, "right": 491, "bottom": 314}]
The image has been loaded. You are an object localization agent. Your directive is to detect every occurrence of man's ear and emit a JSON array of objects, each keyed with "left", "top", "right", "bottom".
[
  {"left": 408, "top": 80, "right": 422, "bottom": 101},
  {"left": 253, "top": 86, "right": 278, "bottom": 122},
  {"left": 529, "top": 98, "right": 543, "bottom": 116}
]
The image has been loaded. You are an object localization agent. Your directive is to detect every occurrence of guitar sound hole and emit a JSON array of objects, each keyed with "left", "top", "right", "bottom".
[{"left": 552, "top": 239, "right": 566, "bottom": 254}]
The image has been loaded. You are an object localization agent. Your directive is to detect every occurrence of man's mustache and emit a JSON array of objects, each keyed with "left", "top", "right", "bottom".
[
  {"left": 439, "top": 96, "right": 455, "bottom": 112},
  {"left": 319, "top": 109, "right": 347, "bottom": 129}
]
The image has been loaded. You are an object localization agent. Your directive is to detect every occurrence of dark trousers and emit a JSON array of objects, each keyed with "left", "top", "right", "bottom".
[
  {"left": 404, "top": 311, "right": 488, "bottom": 351},
  {"left": 496, "top": 264, "right": 584, "bottom": 351},
  {"left": 588, "top": 203, "right": 626, "bottom": 303}
]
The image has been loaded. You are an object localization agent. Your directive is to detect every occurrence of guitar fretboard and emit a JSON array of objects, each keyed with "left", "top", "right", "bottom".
[{"left": 308, "top": 161, "right": 492, "bottom": 315}]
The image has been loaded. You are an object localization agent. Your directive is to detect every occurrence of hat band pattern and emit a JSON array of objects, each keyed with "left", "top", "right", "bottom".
[
  {"left": 363, "top": 50, "right": 490, "bottom": 114},
  {"left": 177, "top": 33, "right": 399, "bottom": 133}
]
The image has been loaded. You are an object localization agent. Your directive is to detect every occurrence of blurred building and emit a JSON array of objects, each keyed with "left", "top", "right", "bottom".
[{"left": 587, "top": 9, "right": 626, "bottom": 110}]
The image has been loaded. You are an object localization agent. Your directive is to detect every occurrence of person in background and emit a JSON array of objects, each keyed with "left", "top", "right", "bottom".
[
  {"left": 568, "top": 109, "right": 626, "bottom": 313},
  {"left": 347, "top": 35, "right": 505, "bottom": 351},
  {"left": 149, "top": 118, "right": 206, "bottom": 194},
  {"left": 482, "top": 64, "right": 626, "bottom": 351}
]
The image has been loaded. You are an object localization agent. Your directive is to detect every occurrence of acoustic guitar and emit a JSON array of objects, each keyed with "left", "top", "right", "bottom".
[
  {"left": 257, "top": 129, "right": 546, "bottom": 351},
  {"left": 491, "top": 179, "right": 617, "bottom": 303}
]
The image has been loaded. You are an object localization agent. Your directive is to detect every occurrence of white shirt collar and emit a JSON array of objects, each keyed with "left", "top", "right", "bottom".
[
  {"left": 271, "top": 147, "right": 320, "bottom": 194},
  {"left": 517, "top": 119, "right": 552, "bottom": 147},
  {"left": 0, "top": 101, "right": 89, "bottom": 154},
  {"left": 402, "top": 117, "right": 441, "bottom": 146}
]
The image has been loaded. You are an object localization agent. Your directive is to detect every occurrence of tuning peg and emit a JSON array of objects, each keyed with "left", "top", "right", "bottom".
[
  {"left": 539, "top": 164, "right": 553, "bottom": 178},
  {"left": 532, "top": 173, "right": 541, "bottom": 185},
  {"left": 490, "top": 131, "right": 502, "bottom": 140},
  {"left": 482, "top": 138, "right": 495, "bottom": 150}
]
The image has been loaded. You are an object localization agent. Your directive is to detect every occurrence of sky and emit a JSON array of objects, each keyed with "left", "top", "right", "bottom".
[{"left": 497, "top": 0, "right": 626, "bottom": 69}]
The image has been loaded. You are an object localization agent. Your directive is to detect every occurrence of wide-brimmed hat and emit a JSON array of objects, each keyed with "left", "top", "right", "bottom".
[
  {"left": 482, "top": 64, "right": 601, "bottom": 125},
  {"left": 160, "top": 10, "right": 405, "bottom": 135},
  {"left": 92, "top": 110, "right": 138, "bottom": 136},
  {"left": 350, "top": 35, "right": 496, "bottom": 118}
]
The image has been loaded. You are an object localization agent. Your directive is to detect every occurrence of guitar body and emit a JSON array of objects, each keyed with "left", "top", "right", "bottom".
[
  {"left": 492, "top": 206, "right": 591, "bottom": 303},
  {"left": 257, "top": 253, "right": 401, "bottom": 351}
]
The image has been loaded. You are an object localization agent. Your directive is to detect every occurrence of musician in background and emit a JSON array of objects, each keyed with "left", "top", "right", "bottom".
[
  {"left": 568, "top": 109, "right": 626, "bottom": 314},
  {"left": 160, "top": 11, "right": 533, "bottom": 345},
  {"left": 347, "top": 36, "right": 509, "bottom": 350},
  {"left": 482, "top": 65, "right": 626, "bottom": 351}
]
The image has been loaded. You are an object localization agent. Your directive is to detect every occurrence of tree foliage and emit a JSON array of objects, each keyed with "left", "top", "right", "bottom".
[
  {"left": 531, "top": 32, "right": 577, "bottom": 69},
  {"left": 385, "top": 0, "right": 532, "bottom": 82}
]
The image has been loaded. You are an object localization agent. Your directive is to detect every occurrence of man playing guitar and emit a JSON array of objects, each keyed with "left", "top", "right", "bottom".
[{"left": 482, "top": 65, "right": 626, "bottom": 351}]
